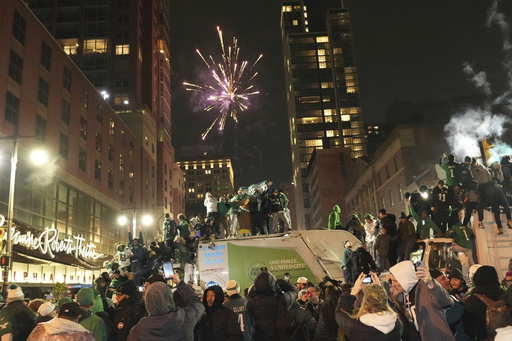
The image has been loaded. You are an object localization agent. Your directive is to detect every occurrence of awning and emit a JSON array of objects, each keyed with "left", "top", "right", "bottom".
[{"left": 8, "top": 219, "right": 111, "bottom": 270}]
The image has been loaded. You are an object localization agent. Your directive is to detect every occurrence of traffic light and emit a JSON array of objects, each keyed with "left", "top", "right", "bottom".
[
  {"left": 479, "top": 138, "right": 495, "bottom": 167},
  {"left": 0, "top": 255, "right": 10, "bottom": 267}
]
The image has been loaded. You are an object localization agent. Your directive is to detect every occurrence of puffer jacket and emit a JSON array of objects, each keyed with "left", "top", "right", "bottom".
[
  {"left": 27, "top": 318, "right": 95, "bottom": 341},
  {"left": 111, "top": 293, "right": 146, "bottom": 341},
  {"left": 246, "top": 273, "right": 297, "bottom": 340},
  {"left": 199, "top": 285, "right": 243, "bottom": 341}
]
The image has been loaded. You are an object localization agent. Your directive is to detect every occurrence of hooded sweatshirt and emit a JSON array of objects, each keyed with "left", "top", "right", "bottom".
[
  {"left": 335, "top": 291, "right": 402, "bottom": 340},
  {"left": 27, "top": 317, "right": 95, "bottom": 341},
  {"left": 200, "top": 285, "right": 243, "bottom": 341},
  {"left": 390, "top": 261, "right": 455, "bottom": 341},
  {"left": 328, "top": 205, "right": 341, "bottom": 229},
  {"left": 127, "top": 281, "right": 204, "bottom": 341}
]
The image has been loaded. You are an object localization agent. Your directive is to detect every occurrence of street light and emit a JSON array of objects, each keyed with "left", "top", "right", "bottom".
[
  {"left": 117, "top": 210, "right": 153, "bottom": 236},
  {"left": 1, "top": 131, "right": 48, "bottom": 297}
]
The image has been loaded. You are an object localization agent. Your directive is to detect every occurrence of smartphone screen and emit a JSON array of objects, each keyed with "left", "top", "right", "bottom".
[
  {"left": 163, "top": 261, "right": 174, "bottom": 279},
  {"left": 362, "top": 276, "right": 372, "bottom": 284},
  {"left": 416, "top": 260, "right": 425, "bottom": 268}
]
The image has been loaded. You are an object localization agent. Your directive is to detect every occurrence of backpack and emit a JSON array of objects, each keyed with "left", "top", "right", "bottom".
[
  {"left": 276, "top": 296, "right": 301, "bottom": 341},
  {"left": 473, "top": 293, "right": 507, "bottom": 340}
]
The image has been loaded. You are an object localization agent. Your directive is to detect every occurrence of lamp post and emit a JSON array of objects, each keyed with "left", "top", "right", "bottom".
[
  {"left": 1, "top": 130, "right": 47, "bottom": 298},
  {"left": 117, "top": 210, "right": 153, "bottom": 236}
]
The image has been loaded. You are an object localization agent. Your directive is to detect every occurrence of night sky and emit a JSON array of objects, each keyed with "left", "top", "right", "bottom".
[{"left": 170, "top": 0, "right": 512, "bottom": 188}]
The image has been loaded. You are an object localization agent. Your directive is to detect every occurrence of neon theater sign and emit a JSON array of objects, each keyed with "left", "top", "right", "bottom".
[{"left": 0, "top": 214, "right": 104, "bottom": 260}]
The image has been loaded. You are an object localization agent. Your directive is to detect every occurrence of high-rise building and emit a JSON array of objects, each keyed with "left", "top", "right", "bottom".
[
  {"left": 25, "top": 0, "right": 176, "bottom": 225},
  {"left": 176, "top": 157, "right": 235, "bottom": 216},
  {"left": 281, "top": 0, "right": 366, "bottom": 229},
  {"left": 0, "top": 0, "right": 169, "bottom": 295}
]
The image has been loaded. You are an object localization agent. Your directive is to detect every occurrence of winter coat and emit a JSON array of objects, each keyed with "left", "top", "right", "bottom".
[
  {"left": 178, "top": 220, "right": 190, "bottom": 239},
  {"left": 291, "top": 300, "right": 318, "bottom": 341},
  {"left": 350, "top": 247, "right": 377, "bottom": 279},
  {"left": 127, "top": 281, "right": 204, "bottom": 341},
  {"left": 341, "top": 248, "right": 354, "bottom": 270},
  {"left": 374, "top": 234, "right": 393, "bottom": 256},
  {"left": 78, "top": 309, "right": 108, "bottom": 341},
  {"left": 218, "top": 200, "right": 229, "bottom": 217},
  {"left": 27, "top": 317, "right": 95, "bottom": 341},
  {"left": 336, "top": 292, "right": 403, "bottom": 340},
  {"left": 328, "top": 206, "right": 341, "bottom": 229},
  {"left": 364, "top": 220, "right": 376, "bottom": 243},
  {"left": 463, "top": 266, "right": 506, "bottom": 341},
  {"left": 398, "top": 219, "right": 416, "bottom": 240},
  {"left": 313, "top": 290, "right": 342, "bottom": 341},
  {"left": 200, "top": 285, "right": 243, "bottom": 341},
  {"left": 0, "top": 299, "right": 37, "bottom": 341},
  {"left": 111, "top": 293, "right": 146, "bottom": 341},
  {"left": 440, "top": 159, "right": 463, "bottom": 188},
  {"left": 204, "top": 195, "right": 218, "bottom": 213},
  {"left": 246, "top": 272, "right": 297, "bottom": 340},
  {"left": 390, "top": 261, "right": 455, "bottom": 341}
]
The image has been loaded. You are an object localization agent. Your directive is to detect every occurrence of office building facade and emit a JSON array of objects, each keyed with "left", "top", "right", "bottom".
[
  {"left": 281, "top": 0, "right": 366, "bottom": 229},
  {"left": 25, "top": 0, "right": 177, "bottom": 226}
]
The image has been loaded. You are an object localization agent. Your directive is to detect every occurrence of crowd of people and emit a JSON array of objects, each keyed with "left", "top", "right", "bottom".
[{"left": 4, "top": 263, "right": 512, "bottom": 341}]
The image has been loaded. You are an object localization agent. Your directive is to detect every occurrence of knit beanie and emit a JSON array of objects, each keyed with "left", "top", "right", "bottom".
[
  {"left": 57, "top": 297, "right": 72, "bottom": 308},
  {"left": 144, "top": 281, "right": 175, "bottom": 316},
  {"left": 116, "top": 280, "right": 137, "bottom": 296},
  {"left": 226, "top": 280, "right": 240, "bottom": 296},
  {"left": 448, "top": 267, "right": 464, "bottom": 280},
  {"left": 429, "top": 269, "right": 444, "bottom": 280},
  {"left": 92, "top": 295, "right": 104, "bottom": 313},
  {"left": 361, "top": 284, "right": 388, "bottom": 310},
  {"left": 7, "top": 284, "right": 24, "bottom": 303},
  {"left": 76, "top": 288, "right": 95, "bottom": 306}
]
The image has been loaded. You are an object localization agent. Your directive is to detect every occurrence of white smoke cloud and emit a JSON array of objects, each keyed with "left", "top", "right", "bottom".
[
  {"left": 463, "top": 63, "right": 492, "bottom": 97},
  {"left": 445, "top": 0, "right": 512, "bottom": 161},
  {"left": 444, "top": 107, "right": 511, "bottom": 159}
]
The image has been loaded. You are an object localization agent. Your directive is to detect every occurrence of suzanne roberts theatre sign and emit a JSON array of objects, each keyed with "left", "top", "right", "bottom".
[{"left": 0, "top": 214, "right": 104, "bottom": 260}]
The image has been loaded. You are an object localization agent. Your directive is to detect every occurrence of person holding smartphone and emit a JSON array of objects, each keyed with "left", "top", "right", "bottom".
[
  {"left": 127, "top": 275, "right": 205, "bottom": 341},
  {"left": 335, "top": 273, "right": 402, "bottom": 340}
]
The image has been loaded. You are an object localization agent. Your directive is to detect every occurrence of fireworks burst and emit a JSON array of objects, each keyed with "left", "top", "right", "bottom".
[{"left": 183, "top": 26, "right": 262, "bottom": 140}]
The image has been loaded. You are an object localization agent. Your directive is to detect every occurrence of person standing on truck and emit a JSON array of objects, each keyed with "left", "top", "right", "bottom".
[
  {"left": 128, "top": 226, "right": 144, "bottom": 275},
  {"left": 440, "top": 154, "right": 463, "bottom": 190},
  {"left": 432, "top": 179, "right": 451, "bottom": 233},
  {"left": 267, "top": 188, "right": 290, "bottom": 233},
  {"left": 341, "top": 241, "right": 355, "bottom": 283},
  {"left": 397, "top": 211, "right": 416, "bottom": 262},
  {"left": 163, "top": 213, "right": 178, "bottom": 242},
  {"left": 205, "top": 192, "right": 221, "bottom": 236},
  {"left": 328, "top": 205, "right": 342, "bottom": 230}
]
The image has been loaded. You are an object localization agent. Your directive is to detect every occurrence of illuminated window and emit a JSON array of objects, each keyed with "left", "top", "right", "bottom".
[
  {"left": 341, "top": 115, "right": 350, "bottom": 121},
  {"left": 114, "top": 94, "right": 129, "bottom": 105},
  {"left": 333, "top": 48, "right": 342, "bottom": 54},
  {"left": 349, "top": 107, "right": 361, "bottom": 114},
  {"left": 326, "top": 130, "right": 338, "bottom": 137},
  {"left": 347, "top": 87, "right": 358, "bottom": 93},
  {"left": 321, "top": 82, "right": 332, "bottom": 88},
  {"left": 346, "top": 82, "right": 356, "bottom": 87},
  {"left": 115, "top": 44, "right": 129, "bottom": 55},
  {"left": 351, "top": 121, "right": 362, "bottom": 128},
  {"left": 319, "top": 62, "right": 327, "bottom": 69},
  {"left": 317, "top": 49, "right": 325, "bottom": 56},
  {"left": 318, "top": 56, "right": 326, "bottom": 62},
  {"left": 316, "top": 36, "right": 329, "bottom": 43},
  {"left": 299, "top": 117, "right": 323, "bottom": 124},
  {"left": 84, "top": 39, "right": 108, "bottom": 53},
  {"left": 304, "top": 139, "right": 322, "bottom": 147},
  {"left": 324, "top": 109, "right": 333, "bottom": 116},
  {"left": 282, "top": 5, "right": 292, "bottom": 12},
  {"left": 299, "top": 96, "right": 321, "bottom": 104},
  {"left": 345, "top": 66, "right": 355, "bottom": 74},
  {"left": 325, "top": 116, "right": 333, "bottom": 123},
  {"left": 293, "top": 20, "right": 298, "bottom": 26}
]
